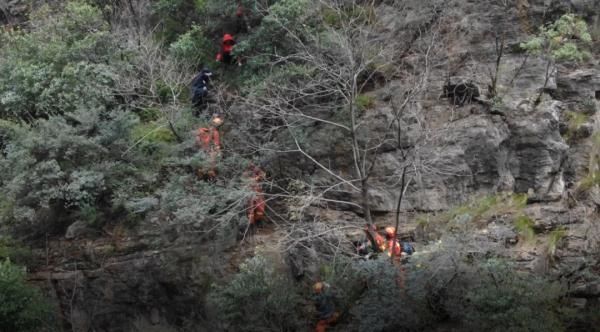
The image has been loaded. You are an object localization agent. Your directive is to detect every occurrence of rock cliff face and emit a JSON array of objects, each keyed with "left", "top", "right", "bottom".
[
  {"left": 272, "top": 0, "right": 600, "bottom": 323},
  {"left": 15, "top": 0, "right": 600, "bottom": 331}
]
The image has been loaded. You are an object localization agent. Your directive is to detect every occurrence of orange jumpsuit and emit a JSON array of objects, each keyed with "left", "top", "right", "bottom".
[
  {"left": 387, "top": 239, "right": 402, "bottom": 257},
  {"left": 196, "top": 127, "right": 221, "bottom": 178},
  {"left": 246, "top": 166, "right": 266, "bottom": 225}
]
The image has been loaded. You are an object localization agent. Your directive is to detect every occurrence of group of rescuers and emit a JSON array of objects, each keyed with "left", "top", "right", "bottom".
[
  {"left": 190, "top": 4, "right": 414, "bottom": 331},
  {"left": 190, "top": 1, "right": 263, "bottom": 225}
]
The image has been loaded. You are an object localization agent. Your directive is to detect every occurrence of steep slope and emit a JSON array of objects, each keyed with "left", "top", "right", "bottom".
[{"left": 1, "top": 0, "right": 599, "bottom": 331}]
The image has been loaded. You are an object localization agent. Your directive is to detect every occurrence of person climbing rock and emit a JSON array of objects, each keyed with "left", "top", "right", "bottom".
[
  {"left": 235, "top": 1, "right": 250, "bottom": 33},
  {"left": 313, "top": 282, "right": 339, "bottom": 332},
  {"left": 216, "top": 33, "right": 241, "bottom": 66},
  {"left": 195, "top": 114, "right": 223, "bottom": 180},
  {"left": 191, "top": 68, "right": 213, "bottom": 115},
  {"left": 362, "top": 224, "right": 387, "bottom": 254},
  {"left": 245, "top": 164, "right": 266, "bottom": 226},
  {"left": 384, "top": 226, "right": 402, "bottom": 258}
]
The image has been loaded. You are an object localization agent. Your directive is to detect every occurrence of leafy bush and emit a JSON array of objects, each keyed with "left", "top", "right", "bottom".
[
  {"left": 521, "top": 14, "right": 592, "bottom": 104},
  {"left": 349, "top": 258, "right": 434, "bottom": 331},
  {"left": 0, "top": 1, "right": 117, "bottom": 121},
  {"left": 234, "top": 0, "right": 313, "bottom": 69},
  {"left": 521, "top": 14, "right": 592, "bottom": 61},
  {"left": 131, "top": 122, "right": 177, "bottom": 157},
  {"left": 0, "top": 237, "right": 33, "bottom": 267},
  {"left": 169, "top": 25, "right": 213, "bottom": 68},
  {"left": 0, "top": 109, "right": 140, "bottom": 235},
  {"left": 151, "top": 0, "right": 204, "bottom": 43},
  {"left": 209, "top": 256, "right": 305, "bottom": 331},
  {"left": 459, "top": 259, "right": 564, "bottom": 332},
  {"left": 0, "top": 259, "right": 51, "bottom": 332}
]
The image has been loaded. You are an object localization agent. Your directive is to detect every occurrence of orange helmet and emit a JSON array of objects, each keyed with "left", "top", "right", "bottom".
[
  {"left": 211, "top": 114, "right": 224, "bottom": 127},
  {"left": 384, "top": 227, "right": 396, "bottom": 239},
  {"left": 313, "top": 282, "right": 324, "bottom": 294}
]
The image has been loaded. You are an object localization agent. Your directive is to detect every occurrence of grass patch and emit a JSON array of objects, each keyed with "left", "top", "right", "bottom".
[
  {"left": 131, "top": 122, "right": 177, "bottom": 158},
  {"left": 575, "top": 133, "right": 600, "bottom": 194},
  {"left": 563, "top": 111, "right": 590, "bottom": 141},
  {"left": 416, "top": 193, "right": 531, "bottom": 240},
  {"left": 137, "top": 107, "right": 162, "bottom": 122},
  {"left": 355, "top": 94, "right": 375, "bottom": 111},
  {"left": 578, "top": 171, "right": 600, "bottom": 192},
  {"left": 547, "top": 227, "right": 566, "bottom": 257},
  {"left": 514, "top": 215, "right": 535, "bottom": 243},
  {"left": 132, "top": 122, "right": 176, "bottom": 143}
]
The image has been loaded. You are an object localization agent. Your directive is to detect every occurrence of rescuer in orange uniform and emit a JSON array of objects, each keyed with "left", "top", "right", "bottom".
[
  {"left": 313, "top": 282, "right": 339, "bottom": 332},
  {"left": 245, "top": 164, "right": 266, "bottom": 226},
  {"left": 196, "top": 115, "right": 223, "bottom": 180}
]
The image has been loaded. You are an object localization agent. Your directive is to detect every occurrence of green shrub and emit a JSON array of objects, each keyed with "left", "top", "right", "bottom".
[
  {"left": 233, "top": 0, "right": 312, "bottom": 70},
  {"left": 0, "top": 1, "right": 117, "bottom": 121},
  {"left": 151, "top": 0, "right": 203, "bottom": 43},
  {"left": 349, "top": 257, "right": 434, "bottom": 331},
  {"left": 521, "top": 14, "right": 592, "bottom": 104},
  {"left": 0, "top": 237, "right": 33, "bottom": 267},
  {"left": 0, "top": 109, "right": 140, "bottom": 235},
  {"left": 209, "top": 256, "right": 305, "bottom": 331},
  {"left": 132, "top": 122, "right": 176, "bottom": 143},
  {"left": 130, "top": 122, "right": 177, "bottom": 158},
  {"left": 460, "top": 259, "right": 564, "bottom": 331},
  {"left": 0, "top": 259, "right": 51, "bottom": 332},
  {"left": 169, "top": 25, "right": 212, "bottom": 68},
  {"left": 137, "top": 108, "right": 162, "bottom": 122},
  {"left": 521, "top": 14, "right": 592, "bottom": 61}
]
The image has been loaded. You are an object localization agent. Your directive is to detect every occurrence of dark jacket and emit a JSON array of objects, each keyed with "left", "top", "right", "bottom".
[
  {"left": 191, "top": 69, "right": 212, "bottom": 106},
  {"left": 314, "top": 291, "right": 336, "bottom": 320}
]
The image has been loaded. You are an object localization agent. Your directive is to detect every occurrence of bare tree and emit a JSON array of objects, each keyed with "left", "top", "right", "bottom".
[
  {"left": 239, "top": 0, "right": 443, "bottom": 253},
  {"left": 112, "top": 30, "right": 197, "bottom": 143}
]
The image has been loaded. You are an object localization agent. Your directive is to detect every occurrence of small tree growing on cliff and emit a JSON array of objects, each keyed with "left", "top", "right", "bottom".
[
  {"left": 243, "top": 0, "right": 439, "bottom": 228},
  {"left": 521, "top": 14, "right": 592, "bottom": 105}
]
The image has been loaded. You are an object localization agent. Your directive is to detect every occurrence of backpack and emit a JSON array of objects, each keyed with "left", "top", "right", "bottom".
[{"left": 402, "top": 242, "right": 414, "bottom": 255}]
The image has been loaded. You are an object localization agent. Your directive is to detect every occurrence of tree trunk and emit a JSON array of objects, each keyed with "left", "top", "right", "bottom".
[
  {"left": 361, "top": 176, "right": 373, "bottom": 224},
  {"left": 390, "top": 166, "right": 407, "bottom": 262}
]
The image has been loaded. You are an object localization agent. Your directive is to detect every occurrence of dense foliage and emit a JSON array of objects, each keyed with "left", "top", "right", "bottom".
[
  {"left": 0, "top": 0, "right": 597, "bottom": 331},
  {"left": 209, "top": 256, "right": 305, "bottom": 331},
  {"left": 0, "top": 259, "right": 51, "bottom": 332}
]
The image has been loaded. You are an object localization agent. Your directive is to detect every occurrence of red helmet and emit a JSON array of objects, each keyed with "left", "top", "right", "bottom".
[{"left": 222, "top": 34, "right": 235, "bottom": 44}]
